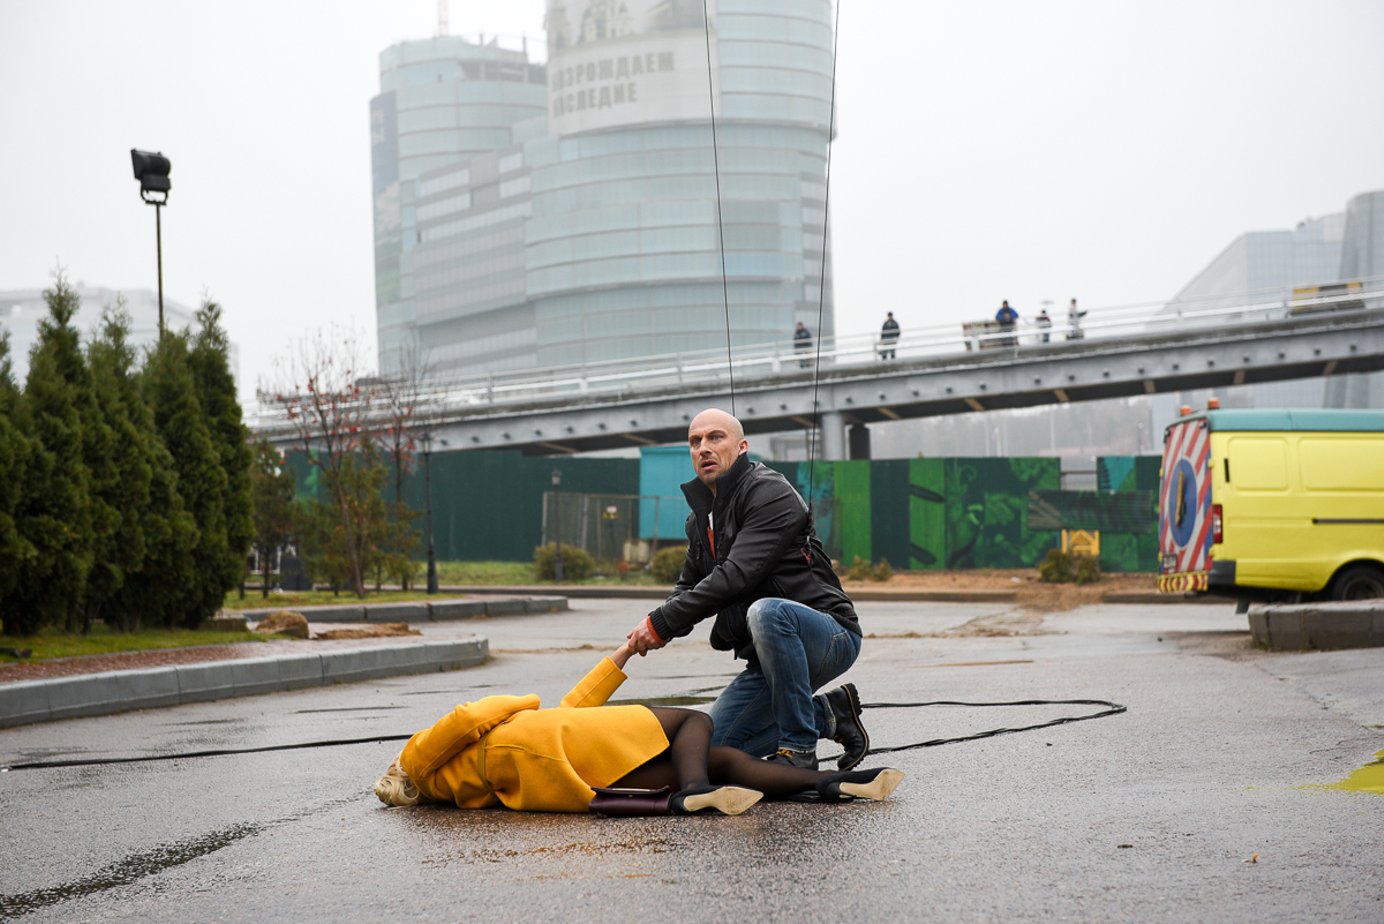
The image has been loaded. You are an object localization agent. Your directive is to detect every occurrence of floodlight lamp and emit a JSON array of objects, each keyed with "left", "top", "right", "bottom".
[{"left": 131, "top": 149, "right": 172, "bottom": 202}]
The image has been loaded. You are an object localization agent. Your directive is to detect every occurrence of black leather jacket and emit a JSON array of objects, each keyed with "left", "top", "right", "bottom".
[{"left": 647, "top": 454, "right": 858, "bottom": 658}]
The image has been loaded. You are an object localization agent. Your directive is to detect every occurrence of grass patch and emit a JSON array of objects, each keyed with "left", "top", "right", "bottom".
[
  {"left": 221, "top": 589, "right": 441, "bottom": 611},
  {"left": 237, "top": 560, "right": 668, "bottom": 595},
  {"left": 435, "top": 560, "right": 537, "bottom": 584},
  {"left": 1, "top": 624, "right": 265, "bottom": 663}
]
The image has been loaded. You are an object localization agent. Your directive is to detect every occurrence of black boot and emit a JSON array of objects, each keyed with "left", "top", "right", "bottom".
[
  {"left": 823, "top": 683, "right": 870, "bottom": 771},
  {"left": 817, "top": 767, "right": 905, "bottom": 803},
  {"left": 765, "top": 747, "right": 818, "bottom": 770}
]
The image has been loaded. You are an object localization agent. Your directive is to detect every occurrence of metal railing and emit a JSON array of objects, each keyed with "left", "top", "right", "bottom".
[{"left": 246, "top": 279, "right": 1384, "bottom": 430}]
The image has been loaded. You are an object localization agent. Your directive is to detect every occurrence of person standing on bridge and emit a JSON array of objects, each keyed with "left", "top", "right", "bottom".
[
  {"left": 625, "top": 408, "right": 870, "bottom": 771},
  {"left": 995, "top": 300, "right": 1019, "bottom": 346},
  {"left": 1066, "top": 297, "right": 1087, "bottom": 341},
  {"left": 793, "top": 320, "right": 812, "bottom": 368},
  {"left": 879, "top": 311, "right": 900, "bottom": 359}
]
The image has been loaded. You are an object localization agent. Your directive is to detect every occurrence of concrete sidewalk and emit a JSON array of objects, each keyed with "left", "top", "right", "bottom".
[
  {"left": 0, "top": 636, "right": 489, "bottom": 729},
  {"left": 0, "top": 593, "right": 575, "bottom": 729}
]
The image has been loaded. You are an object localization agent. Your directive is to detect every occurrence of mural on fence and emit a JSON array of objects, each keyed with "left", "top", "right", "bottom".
[{"left": 289, "top": 448, "right": 1161, "bottom": 571}]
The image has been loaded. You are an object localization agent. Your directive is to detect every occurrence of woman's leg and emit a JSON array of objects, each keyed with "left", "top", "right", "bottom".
[
  {"left": 707, "top": 745, "right": 904, "bottom": 802},
  {"left": 610, "top": 707, "right": 713, "bottom": 791},
  {"left": 609, "top": 707, "right": 902, "bottom": 806}
]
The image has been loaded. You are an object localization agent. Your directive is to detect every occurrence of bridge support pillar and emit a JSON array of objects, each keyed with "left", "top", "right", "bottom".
[
  {"left": 820, "top": 411, "right": 846, "bottom": 460},
  {"left": 848, "top": 424, "right": 871, "bottom": 460}
]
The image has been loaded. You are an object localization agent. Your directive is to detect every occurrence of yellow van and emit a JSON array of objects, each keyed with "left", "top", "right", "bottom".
[{"left": 1157, "top": 408, "right": 1384, "bottom": 601}]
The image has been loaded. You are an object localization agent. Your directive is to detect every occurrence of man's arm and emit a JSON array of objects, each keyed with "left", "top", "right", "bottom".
[{"left": 646, "top": 482, "right": 806, "bottom": 642}]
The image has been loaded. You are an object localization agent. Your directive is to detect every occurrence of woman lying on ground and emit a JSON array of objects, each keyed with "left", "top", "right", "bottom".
[{"left": 374, "top": 641, "right": 903, "bottom": 816}]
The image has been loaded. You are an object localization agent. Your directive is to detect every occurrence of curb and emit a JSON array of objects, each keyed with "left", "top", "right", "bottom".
[
  {"left": 232, "top": 595, "right": 569, "bottom": 625},
  {"left": 1248, "top": 602, "right": 1384, "bottom": 651},
  {"left": 0, "top": 637, "right": 489, "bottom": 729}
]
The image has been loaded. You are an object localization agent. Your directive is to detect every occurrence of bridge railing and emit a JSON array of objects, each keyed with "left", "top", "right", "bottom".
[{"left": 247, "top": 278, "right": 1384, "bottom": 429}]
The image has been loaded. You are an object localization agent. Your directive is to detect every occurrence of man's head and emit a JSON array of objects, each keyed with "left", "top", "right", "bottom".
[
  {"left": 688, "top": 408, "right": 748, "bottom": 492},
  {"left": 886, "top": 312, "right": 894, "bottom": 319}
]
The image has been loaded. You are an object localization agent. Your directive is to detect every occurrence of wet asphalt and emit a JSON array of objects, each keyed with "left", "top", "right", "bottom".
[{"left": 0, "top": 598, "right": 1381, "bottom": 923}]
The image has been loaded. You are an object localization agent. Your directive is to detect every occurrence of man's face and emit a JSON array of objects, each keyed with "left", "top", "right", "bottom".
[{"left": 688, "top": 413, "right": 747, "bottom": 487}]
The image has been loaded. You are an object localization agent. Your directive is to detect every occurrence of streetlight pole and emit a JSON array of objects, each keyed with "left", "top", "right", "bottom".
[
  {"left": 130, "top": 149, "right": 172, "bottom": 340},
  {"left": 423, "top": 432, "right": 438, "bottom": 594},
  {"left": 551, "top": 468, "right": 563, "bottom": 582}
]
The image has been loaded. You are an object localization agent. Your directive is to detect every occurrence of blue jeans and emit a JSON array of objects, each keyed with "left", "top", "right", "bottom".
[{"left": 707, "top": 597, "right": 862, "bottom": 755}]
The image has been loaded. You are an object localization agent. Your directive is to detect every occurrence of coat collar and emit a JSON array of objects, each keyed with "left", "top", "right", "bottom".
[{"left": 681, "top": 451, "right": 753, "bottom": 518}]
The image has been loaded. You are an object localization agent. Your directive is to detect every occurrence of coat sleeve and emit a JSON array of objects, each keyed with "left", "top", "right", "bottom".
[
  {"left": 559, "top": 656, "right": 628, "bottom": 708},
  {"left": 402, "top": 694, "right": 540, "bottom": 782}
]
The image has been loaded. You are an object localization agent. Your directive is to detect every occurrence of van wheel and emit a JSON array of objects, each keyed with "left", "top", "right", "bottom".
[{"left": 1329, "top": 565, "right": 1384, "bottom": 601}]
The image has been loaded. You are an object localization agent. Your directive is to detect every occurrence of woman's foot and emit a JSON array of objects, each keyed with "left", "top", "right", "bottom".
[
  {"left": 817, "top": 767, "right": 904, "bottom": 802},
  {"left": 671, "top": 784, "right": 764, "bottom": 816}
]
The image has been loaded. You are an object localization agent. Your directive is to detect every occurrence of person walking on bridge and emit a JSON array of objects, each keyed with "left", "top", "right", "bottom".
[{"left": 625, "top": 408, "right": 870, "bottom": 771}]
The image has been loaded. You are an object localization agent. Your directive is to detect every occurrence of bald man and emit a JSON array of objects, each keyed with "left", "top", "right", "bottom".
[{"left": 626, "top": 408, "right": 869, "bottom": 771}]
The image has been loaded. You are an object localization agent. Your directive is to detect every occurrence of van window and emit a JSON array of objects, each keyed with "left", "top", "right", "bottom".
[
  {"left": 1226, "top": 437, "right": 1288, "bottom": 490},
  {"left": 1300, "top": 439, "right": 1384, "bottom": 491}
]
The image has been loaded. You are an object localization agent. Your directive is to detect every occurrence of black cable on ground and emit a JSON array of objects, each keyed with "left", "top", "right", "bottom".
[
  {"left": 2, "top": 699, "right": 1125, "bottom": 773},
  {"left": 853, "top": 698, "right": 1127, "bottom": 757},
  {"left": 0, "top": 733, "right": 413, "bottom": 772}
]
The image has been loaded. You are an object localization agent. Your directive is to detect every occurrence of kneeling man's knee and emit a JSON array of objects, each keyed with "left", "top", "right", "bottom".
[{"left": 746, "top": 597, "right": 788, "bottom": 635}]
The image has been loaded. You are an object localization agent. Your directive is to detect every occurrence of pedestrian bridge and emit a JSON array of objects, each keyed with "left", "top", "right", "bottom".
[{"left": 248, "top": 287, "right": 1384, "bottom": 458}]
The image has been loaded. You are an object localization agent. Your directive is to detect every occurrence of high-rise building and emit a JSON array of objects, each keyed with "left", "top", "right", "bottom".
[{"left": 370, "top": 1, "right": 838, "bottom": 378}]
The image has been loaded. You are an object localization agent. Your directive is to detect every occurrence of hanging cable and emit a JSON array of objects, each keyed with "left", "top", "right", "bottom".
[
  {"left": 702, "top": 0, "right": 734, "bottom": 415},
  {"left": 806, "top": 0, "right": 841, "bottom": 501}
]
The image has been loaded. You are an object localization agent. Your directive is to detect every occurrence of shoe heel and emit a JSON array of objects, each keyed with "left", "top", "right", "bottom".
[
  {"left": 676, "top": 786, "right": 763, "bottom": 816},
  {"left": 836, "top": 768, "right": 904, "bottom": 802}
]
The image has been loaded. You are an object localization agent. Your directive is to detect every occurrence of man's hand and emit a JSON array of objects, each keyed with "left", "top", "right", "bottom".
[{"left": 626, "top": 616, "right": 667, "bottom": 657}]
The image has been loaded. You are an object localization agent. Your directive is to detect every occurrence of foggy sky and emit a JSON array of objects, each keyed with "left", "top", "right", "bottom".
[{"left": 2, "top": 0, "right": 1382, "bottom": 401}]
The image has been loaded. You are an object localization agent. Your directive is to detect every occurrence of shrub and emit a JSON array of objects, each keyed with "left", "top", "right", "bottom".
[
  {"left": 845, "top": 556, "right": 893, "bottom": 582},
  {"left": 1039, "top": 549, "right": 1101, "bottom": 584},
  {"left": 532, "top": 543, "right": 594, "bottom": 581},
  {"left": 651, "top": 546, "right": 687, "bottom": 583}
]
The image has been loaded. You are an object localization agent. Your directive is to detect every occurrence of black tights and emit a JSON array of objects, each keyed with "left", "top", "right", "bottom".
[{"left": 612, "top": 707, "right": 832, "bottom": 797}]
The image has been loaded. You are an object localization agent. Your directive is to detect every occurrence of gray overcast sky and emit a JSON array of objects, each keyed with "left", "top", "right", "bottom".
[{"left": 3, "top": 0, "right": 1382, "bottom": 402}]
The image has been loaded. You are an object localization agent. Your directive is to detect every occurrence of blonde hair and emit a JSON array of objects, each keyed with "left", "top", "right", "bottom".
[{"left": 374, "top": 751, "right": 421, "bottom": 807}]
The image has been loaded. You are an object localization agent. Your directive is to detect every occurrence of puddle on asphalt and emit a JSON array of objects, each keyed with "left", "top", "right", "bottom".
[
  {"left": 1325, "top": 748, "right": 1384, "bottom": 794},
  {"left": 608, "top": 694, "right": 716, "bottom": 707}
]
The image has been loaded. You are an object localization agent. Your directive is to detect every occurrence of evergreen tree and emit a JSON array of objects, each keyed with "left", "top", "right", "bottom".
[
  {"left": 249, "top": 439, "right": 296, "bottom": 598},
  {"left": 142, "top": 331, "right": 228, "bottom": 628},
  {"left": 83, "top": 306, "right": 156, "bottom": 631},
  {"left": 5, "top": 277, "right": 95, "bottom": 635},
  {"left": 189, "top": 300, "right": 254, "bottom": 594},
  {"left": 0, "top": 331, "right": 36, "bottom": 628}
]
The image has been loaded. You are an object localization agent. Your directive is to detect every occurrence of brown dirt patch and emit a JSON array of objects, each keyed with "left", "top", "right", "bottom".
[
  {"left": 314, "top": 623, "right": 421, "bottom": 640},
  {"left": 843, "top": 569, "right": 1158, "bottom": 612}
]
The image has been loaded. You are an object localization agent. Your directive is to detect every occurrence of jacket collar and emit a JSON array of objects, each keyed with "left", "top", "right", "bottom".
[{"left": 681, "top": 451, "right": 753, "bottom": 518}]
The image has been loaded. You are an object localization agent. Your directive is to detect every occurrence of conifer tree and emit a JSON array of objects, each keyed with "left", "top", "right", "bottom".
[
  {"left": 6, "top": 276, "right": 95, "bottom": 635},
  {"left": 0, "top": 331, "right": 36, "bottom": 632},
  {"left": 143, "top": 330, "right": 229, "bottom": 628},
  {"left": 189, "top": 300, "right": 254, "bottom": 594},
  {"left": 83, "top": 305, "right": 156, "bottom": 630}
]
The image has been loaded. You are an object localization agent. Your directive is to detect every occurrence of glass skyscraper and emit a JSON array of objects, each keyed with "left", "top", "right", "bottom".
[{"left": 370, "top": 1, "right": 837, "bottom": 378}]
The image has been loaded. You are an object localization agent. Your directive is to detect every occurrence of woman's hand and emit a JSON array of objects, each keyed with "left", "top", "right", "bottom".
[{"left": 610, "top": 641, "right": 635, "bottom": 670}]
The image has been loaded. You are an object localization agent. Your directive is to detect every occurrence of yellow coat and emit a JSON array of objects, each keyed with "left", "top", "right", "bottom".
[{"left": 400, "top": 657, "right": 669, "bottom": 813}]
